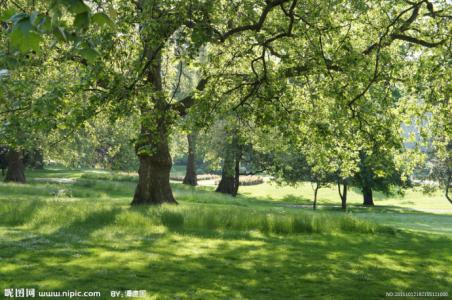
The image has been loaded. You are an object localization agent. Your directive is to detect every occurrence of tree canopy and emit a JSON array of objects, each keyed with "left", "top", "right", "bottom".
[{"left": 1, "top": 0, "right": 450, "bottom": 204}]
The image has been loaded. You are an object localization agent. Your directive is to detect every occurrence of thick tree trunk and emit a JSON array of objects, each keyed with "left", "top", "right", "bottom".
[
  {"left": 4, "top": 150, "right": 26, "bottom": 183},
  {"left": 132, "top": 152, "right": 176, "bottom": 205},
  {"left": 358, "top": 151, "right": 374, "bottom": 206},
  {"left": 131, "top": 49, "right": 176, "bottom": 205},
  {"left": 216, "top": 151, "right": 237, "bottom": 195},
  {"left": 216, "top": 132, "right": 241, "bottom": 196},
  {"left": 362, "top": 185, "right": 374, "bottom": 206},
  {"left": 338, "top": 182, "right": 348, "bottom": 210},
  {"left": 216, "top": 175, "right": 237, "bottom": 195},
  {"left": 183, "top": 133, "right": 197, "bottom": 186}
]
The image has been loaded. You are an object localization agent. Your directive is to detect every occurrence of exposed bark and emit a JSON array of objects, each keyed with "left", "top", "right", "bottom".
[
  {"left": 216, "top": 132, "right": 241, "bottom": 196},
  {"left": 131, "top": 50, "right": 177, "bottom": 205},
  {"left": 129, "top": 1, "right": 297, "bottom": 204},
  {"left": 216, "top": 147, "right": 237, "bottom": 195},
  {"left": 4, "top": 150, "right": 26, "bottom": 183},
  {"left": 132, "top": 153, "right": 176, "bottom": 205},
  {"left": 358, "top": 151, "right": 374, "bottom": 206},
  {"left": 216, "top": 174, "right": 237, "bottom": 195},
  {"left": 362, "top": 185, "right": 374, "bottom": 206},
  {"left": 338, "top": 182, "right": 348, "bottom": 210},
  {"left": 183, "top": 133, "right": 197, "bottom": 186},
  {"left": 313, "top": 182, "right": 320, "bottom": 210}
]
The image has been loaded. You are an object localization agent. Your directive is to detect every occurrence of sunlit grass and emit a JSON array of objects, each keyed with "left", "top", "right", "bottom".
[
  {"left": 240, "top": 181, "right": 451, "bottom": 212},
  {"left": 0, "top": 198, "right": 393, "bottom": 235},
  {"left": 0, "top": 169, "right": 451, "bottom": 299}
]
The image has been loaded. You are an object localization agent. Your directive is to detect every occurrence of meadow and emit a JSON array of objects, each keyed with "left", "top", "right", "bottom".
[{"left": 0, "top": 168, "right": 451, "bottom": 299}]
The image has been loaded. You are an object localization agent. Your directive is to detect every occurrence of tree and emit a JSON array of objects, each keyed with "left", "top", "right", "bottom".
[
  {"left": 216, "top": 129, "right": 242, "bottom": 196},
  {"left": 353, "top": 147, "right": 414, "bottom": 206},
  {"left": 182, "top": 132, "right": 198, "bottom": 186},
  {"left": 428, "top": 149, "right": 452, "bottom": 204},
  {"left": 24, "top": 149, "right": 44, "bottom": 170},
  {"left": 337, "top": 179, "right": 348, "bottom": 210},
  {"left": 4, "top": 149, "right": 26, "bottom": 183},
  {"left": 46, "top": 114, "right": 139, "bottom": 170},
  {"left": 2, "top": 0, "right": 450, "bottom": 205},
  {"left": 0, "top": 146, "right": 8, "bottom": 176}
]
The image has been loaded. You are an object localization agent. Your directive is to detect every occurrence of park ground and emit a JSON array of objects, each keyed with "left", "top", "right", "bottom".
[{"left": 0, "top": 168, "right": 451, "bottom": 299}]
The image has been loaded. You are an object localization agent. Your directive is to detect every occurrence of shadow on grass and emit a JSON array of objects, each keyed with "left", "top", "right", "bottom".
[
  {"left": 1, "top": 172, "right": 451, "bottom": 298},
  {"left": 0, "top": 186, "right": 451, "bottom": 299},
  {"left": 1, "top": 220, "right": 450, "bottom": 299}
]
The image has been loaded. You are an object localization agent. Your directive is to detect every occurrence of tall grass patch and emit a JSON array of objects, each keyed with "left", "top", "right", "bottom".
[
  {"left": 0, "top": 198, "right": 394, "bottom": 236},
  {"left": 133, "top": 205, "right": 392, "bottom": 235}
]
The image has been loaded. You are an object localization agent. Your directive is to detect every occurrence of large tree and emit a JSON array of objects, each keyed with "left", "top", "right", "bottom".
[{"left": 2, "top": 0, "right": 450, "bottom": 204}]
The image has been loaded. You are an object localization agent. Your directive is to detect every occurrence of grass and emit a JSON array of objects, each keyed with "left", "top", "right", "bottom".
[
  {"left": 240, "top": 181, "right": 452, "bottom": 211},
  {"left": 0, "top": 169, "right": 451, "bottom": 299},
  {"left": 0, "top": 199, "right": 392, "bottom": 235}
]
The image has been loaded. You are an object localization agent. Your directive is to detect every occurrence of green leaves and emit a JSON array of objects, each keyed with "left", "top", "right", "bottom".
[
  {"left": 0, "top": 8, "right": 17, "bottom": 21},
  {"left": 3, "top": 0, "right": 114, "bottom": 54},
  {"left": 74, "top": 12, "right": 90, "bottom": 30},
  {"left": 53, "top": 26, "right": 67, "bottom": 42},
  {"left": 9, "top": 16, "right": 43, "bottom": 53},
  {"left": 78, "top": 47, "right": 100, "bottom": 64},
  {"left": 91, "top": 13, "right": 114, "bottom": 28},
  {"left": 74, "top": 12, "right": 114, "bottom": 31},
  {"left": 61, "top": 0, "right": 90, "bottom": 14},
  {"left": 5, "top": 8, "right": 111, "bottom": 61}
]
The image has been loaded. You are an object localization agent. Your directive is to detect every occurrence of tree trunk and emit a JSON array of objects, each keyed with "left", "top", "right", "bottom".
[
  {"left": 338, "top": 182, "right": 348, "bottom": 210},
  {"left": 358, "top": 151, "right": 374, "bottom": 206},
  {"left": 362, "top": 185, "right": 374, "bottom": 206},
  {"left": 4, "top": 150, "right": 26, "bottom": 183},
  {"left": 24, "top": 149, "right": 44, "bottom": 169},
  {"left": 313, "top": 183, "right": 319, "bottom": 210},
  {"left": 216, "top": 132, "right": 241, "bottom": 196},
  {"left": 131, "top": 49, "right": 176, "bottom": 205},
  {"left": 233, "top": 145, "right": 241, "bottom": 196},
  {"left": 342, "top": 184, "right": 348, "bottom": 209},
  {"left": 1, "top": 146, "right": 9, "bottom": 176},
  {"left": 216, "top": 149, "right": 236, "bottom": 195},
  {"left": 183, "top": 133, "right": 197, "bottom": 186},
  {"left": 132, "top": 152, "right": 176, "bottom": 205},
  {"left": 445, "top": 174, "right": 451, "bottom": 205}
]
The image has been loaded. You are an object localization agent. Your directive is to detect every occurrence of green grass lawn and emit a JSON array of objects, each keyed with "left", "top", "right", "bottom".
[{"left": 0, "top": 169, "right": 451, "bottom": 299}]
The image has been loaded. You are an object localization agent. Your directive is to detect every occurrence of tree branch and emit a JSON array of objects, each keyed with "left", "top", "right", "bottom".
[
  {"left": 171, "top": 78, "right": 208, "bottom": 116},
  {"left": 390, "top": 33, "right": 446, "bottom": 47},
  {"left": 215, "top": 0, "right": 291, "bottom": 42}
]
